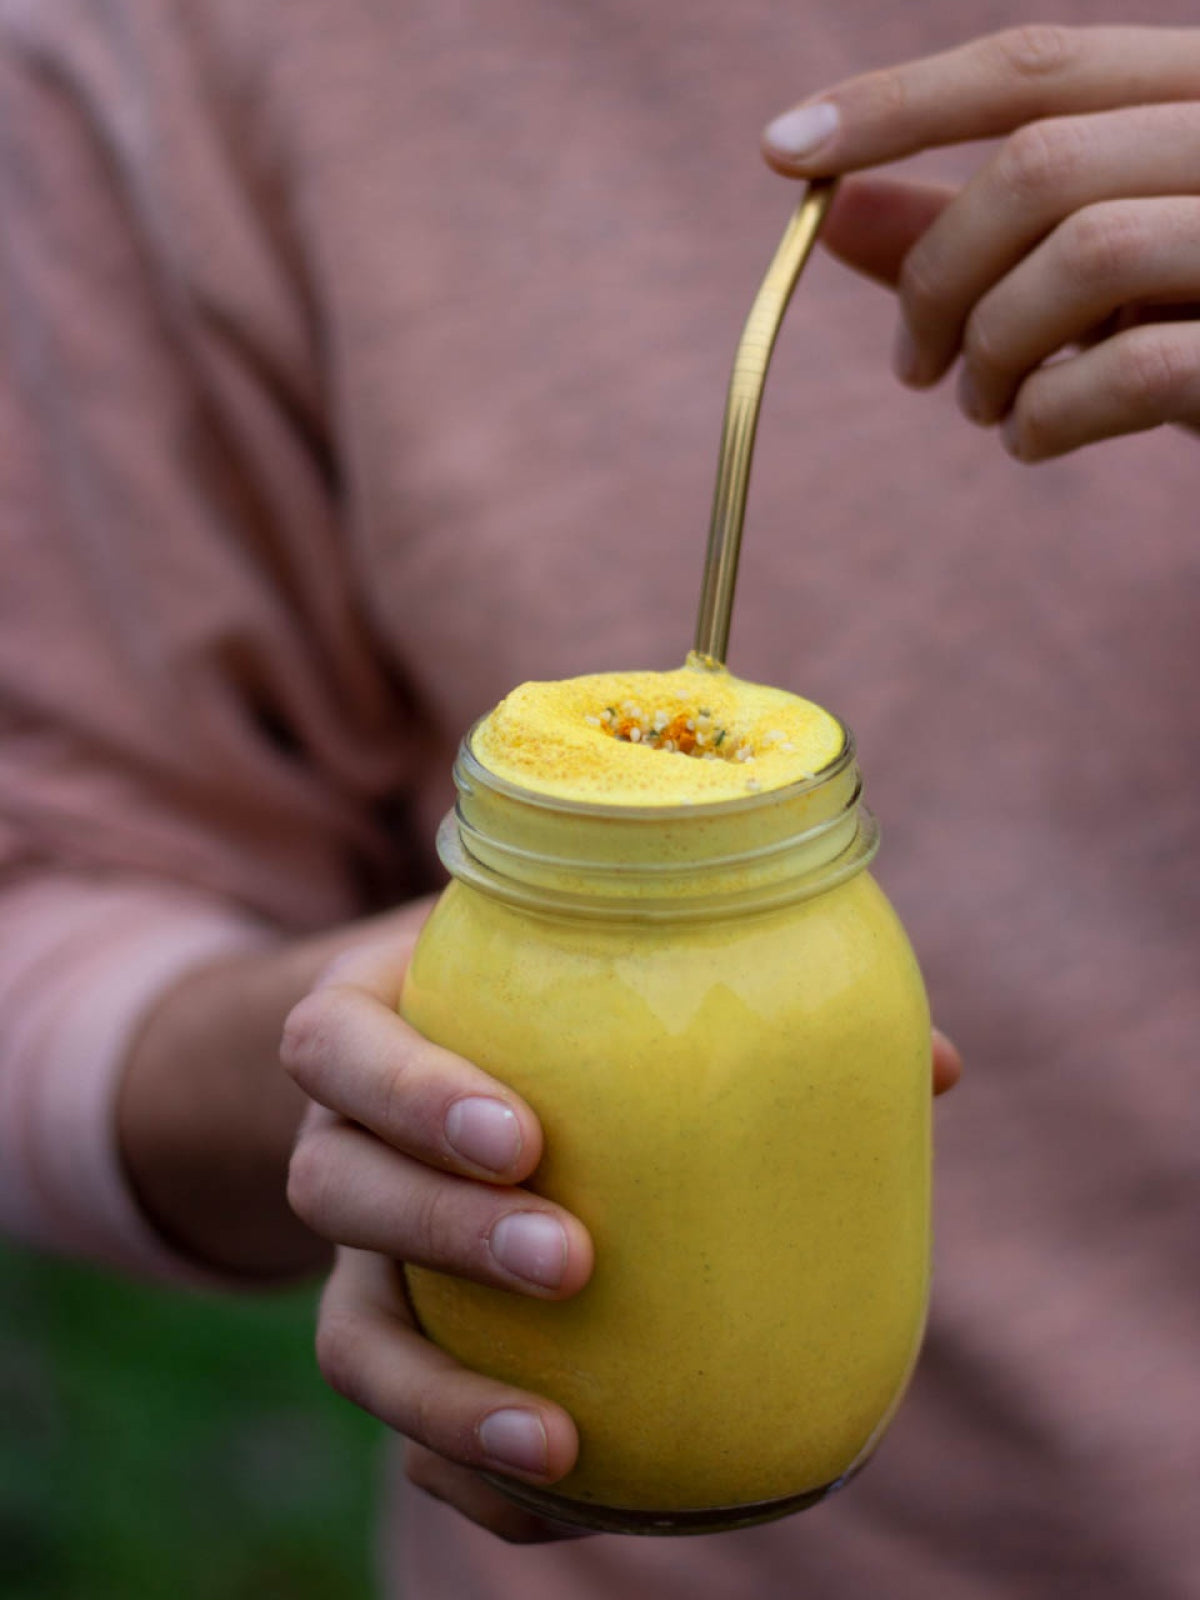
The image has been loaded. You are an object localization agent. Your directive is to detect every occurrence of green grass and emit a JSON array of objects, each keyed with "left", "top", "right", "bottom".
[{"left": 0, "top": 1243, "right": 382, "bottom": 1600}]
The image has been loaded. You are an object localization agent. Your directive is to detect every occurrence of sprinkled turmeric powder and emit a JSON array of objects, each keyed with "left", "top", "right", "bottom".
[{"left": 470, "top": 661, "right": 844, "bottom": 804}]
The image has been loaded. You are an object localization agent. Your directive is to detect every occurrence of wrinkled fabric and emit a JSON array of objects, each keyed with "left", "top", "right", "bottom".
[{"left": 1, "top": 1, "right": 1197, "bottom": 1595}]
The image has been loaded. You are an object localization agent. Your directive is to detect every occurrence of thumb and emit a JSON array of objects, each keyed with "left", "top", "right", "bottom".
[{"left": 821, "top": 175, "right": 956, "bottom": 289}]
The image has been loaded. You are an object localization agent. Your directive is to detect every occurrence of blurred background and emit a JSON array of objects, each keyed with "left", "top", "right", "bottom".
[{"left": 0, "top": 1244, "right": 382, "bottom": 1600}]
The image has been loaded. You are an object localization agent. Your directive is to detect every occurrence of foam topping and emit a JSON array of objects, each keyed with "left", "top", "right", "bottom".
[{"left": 470, "top": 661, "right": 845, "bottom": 805}]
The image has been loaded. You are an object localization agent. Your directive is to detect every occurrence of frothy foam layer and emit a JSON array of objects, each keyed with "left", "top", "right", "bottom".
[{"left": 470, "top": 662, "right": 845, "bottom": 805}]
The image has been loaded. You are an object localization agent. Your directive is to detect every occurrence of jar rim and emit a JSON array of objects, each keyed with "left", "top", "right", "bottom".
[
  {"left": 440, "top": 714, "right": 878, "bottom": 923},
  {"left": 437, "top": 807, "right": 880, "bottom": 923},
  {"left": 456, "top": 713, "right": 857, "bottom": 820}
]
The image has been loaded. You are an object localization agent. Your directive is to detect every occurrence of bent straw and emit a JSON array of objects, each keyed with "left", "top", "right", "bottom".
[{"left": 693, "top": 179, "right": 838, "bottom": 666}]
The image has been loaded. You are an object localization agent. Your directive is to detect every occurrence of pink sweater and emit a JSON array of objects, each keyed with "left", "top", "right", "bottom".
[{"left": 2, "top": 2, "right": 1197, "bottom": 1595}]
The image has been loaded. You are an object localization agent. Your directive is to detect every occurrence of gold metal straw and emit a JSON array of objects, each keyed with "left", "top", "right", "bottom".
[{"left": 693, "top": 178, "right": 838, "bottom": 665}]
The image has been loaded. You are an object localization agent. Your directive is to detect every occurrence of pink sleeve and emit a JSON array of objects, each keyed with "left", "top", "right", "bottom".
[
  {"left": 0, "top": 12, "right": 412, "bottom": 1278},
  {"left": 0, "top": 874, "right": 273, "bottom": 1283}
]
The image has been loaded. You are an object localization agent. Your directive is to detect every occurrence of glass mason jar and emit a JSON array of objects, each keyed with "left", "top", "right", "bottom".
[{"left": 400, "top": 719, "right": 931, "bottom": 1535}]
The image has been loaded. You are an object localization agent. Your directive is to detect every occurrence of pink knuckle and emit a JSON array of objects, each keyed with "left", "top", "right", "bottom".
[
  {"left": 991, "top": 23, "right": 1079, "bottom": 83},
  {"left": 286, "top": 1135, "right": 332, "bottom": 1228},
  {"left": 315, "top": 1313, "right": 365, "bottom": 1405},
  {"left": 379, "top": 1051, "right": 429, "bottom": 1139},
  {"left": 897, "top": 248, "right": 940, "bottom": 326},
  {"left": 398, "top": 1378, "right": 481, "bottom": 1464},
  {"left": 1013, "top": 384, "right": 1052, "bottom": 455},
  {"left": 279, "top": 992, "right": 336, "bottom": 1080},
  {"left": 410, "top": 1183, "right": 487, "bottom": 1270},
  {"left": 1116, "top": 332, "right": 1193, "bottom": 414},
  {"left": 1065, "top": 206, "right": 1148, "bottom": 288},
  {"left": 962, "top": 311, "right": 1004, "bottom": 380},
  {"left": 998, "top": 119, "right": 1085, "bottom": 204},
  {"left": 407, "top": 1383, "right": 453, "bottom": 1455},
  {"left": 859, "top": 63, "right": 910, "bottom": 122}
]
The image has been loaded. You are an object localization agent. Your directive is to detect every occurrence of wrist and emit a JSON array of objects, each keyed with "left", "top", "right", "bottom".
[
  {"left": 117, "top": 938, "right": 333, "bottom": 1280},
  {"left": 116, "top": 898, "right": 438, "bottom": 1281}
]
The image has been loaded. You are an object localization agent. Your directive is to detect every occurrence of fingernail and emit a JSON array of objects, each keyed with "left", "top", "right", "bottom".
[
  {"left": 957, "top": 367, "right": 984, "bottom": 424},
  {"left": 893, "top": 322, "right": 922, "bottom": 386},
  {"left": 489, "top": 1212, "right": 567, "bottom": 1289},
  {"left": 762, "top": 101, "right": 840, "bottom": 163},
  {"left": 478, "top": 1408, "right": 549, "bottom": 1476},
  {"left": 445, "top": 1097, "right": 522, "bottom": 1173}
]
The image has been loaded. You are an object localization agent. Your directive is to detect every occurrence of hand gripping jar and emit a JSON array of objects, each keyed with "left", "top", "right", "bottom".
[{"left": 400, "top": 687, "right": 931, "bottom": 1535}]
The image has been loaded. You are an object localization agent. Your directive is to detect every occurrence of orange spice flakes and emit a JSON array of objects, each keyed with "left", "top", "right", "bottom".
[{"left": 586, "top": 701, "right": 755, "bottom": 763}]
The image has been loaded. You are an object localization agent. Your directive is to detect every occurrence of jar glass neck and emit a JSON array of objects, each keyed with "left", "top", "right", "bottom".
[{"left": 439, "top": 725, "right": 879, "bottom": 922}]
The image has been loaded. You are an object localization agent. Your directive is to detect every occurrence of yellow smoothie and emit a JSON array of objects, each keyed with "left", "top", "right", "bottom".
[{"left": 402, "top": 661, "right": 930, "bottom": 1530}]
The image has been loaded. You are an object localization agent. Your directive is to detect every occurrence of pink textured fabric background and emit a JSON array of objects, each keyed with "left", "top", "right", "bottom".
[{"left": 1, "top": 2, "right": 1197, "bottom": 1595}]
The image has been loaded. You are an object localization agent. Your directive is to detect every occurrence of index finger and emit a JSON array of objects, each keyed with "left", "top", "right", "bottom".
[
  {"left": 762, "top": 25, "right": 1200, "bottom": 175},
  {"left": 282, "top": 939, "right": 544, "bottom": 1183}
]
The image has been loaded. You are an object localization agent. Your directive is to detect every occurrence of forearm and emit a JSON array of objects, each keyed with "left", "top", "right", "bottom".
[{"left": 116, "top": 900, "right": 435, "bottom": 1280}]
